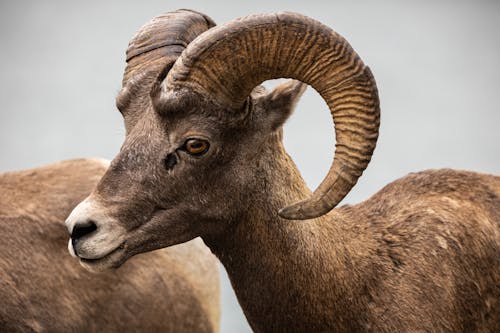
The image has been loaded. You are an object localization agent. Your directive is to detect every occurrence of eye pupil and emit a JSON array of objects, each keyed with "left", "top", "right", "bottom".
[{"left": 184, "top": 139, "right": 209, "bottom": 156}]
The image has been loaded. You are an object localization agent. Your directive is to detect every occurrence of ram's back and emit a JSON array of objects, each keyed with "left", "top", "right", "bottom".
[{"left": 346, "top": 169, "right": 499, "bottom": 332}]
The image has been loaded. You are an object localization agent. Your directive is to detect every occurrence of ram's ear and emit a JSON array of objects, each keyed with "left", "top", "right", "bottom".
[{"left": 256, "top": 80, "right": 307, "bottom": 132}]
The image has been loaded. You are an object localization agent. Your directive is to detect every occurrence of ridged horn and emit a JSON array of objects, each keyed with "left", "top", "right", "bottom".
[
  {"left": 163, "top": 12, "right": 380, "bottom": 220},
  {"left": 122, "top": 9, "right": 215, "bottom": 85}
]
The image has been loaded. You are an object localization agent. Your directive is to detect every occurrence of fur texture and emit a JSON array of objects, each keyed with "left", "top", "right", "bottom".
[
  {"left": 66, "top": 81, "right": 499, "bottom": 331},
  {"left": 0, "top": 159, "right": 220, "bottom": 332},
  {"left": 65, "top": 11, "right": 499, "bottom": 332}
]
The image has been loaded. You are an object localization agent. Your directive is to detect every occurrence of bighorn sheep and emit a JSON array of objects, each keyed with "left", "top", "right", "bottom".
[
  {"left": 0, "top": 158, "right": 220, "bottom": 332},
  {"left": 1, "top": 10, "right": 221, "bottom": 333},
  {"left": 66, "top": 11, "right": 500, "bottom": 332}
]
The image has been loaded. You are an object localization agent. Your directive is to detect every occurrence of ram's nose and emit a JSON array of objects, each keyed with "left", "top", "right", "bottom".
[
  {"left": 66, "top": 198, "right": 93, "bottom": 233},
  {"left": 65, "top": 197, "right": 127, "bottom": 260},
  {"left": 65, "top": 218, "right": 97, "bottom": 258},
  {"left": 66, "top": 199, "right": 96, "bottom": 257},
  {"left": 71, "top": 219, "right": 97, "bottom": 245}
]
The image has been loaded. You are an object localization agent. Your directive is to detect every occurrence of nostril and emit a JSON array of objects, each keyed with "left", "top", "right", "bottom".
[{"left": 71, "top": 220, "right": 98, "bottom": 241}]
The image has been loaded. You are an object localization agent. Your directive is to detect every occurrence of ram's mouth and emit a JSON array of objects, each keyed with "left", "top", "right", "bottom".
[
  {"left": 75, "top": 207, "right": 179, "bottom": 272},
  {"left": 78, "top": 242, "right": 127, "bottom": 272}
]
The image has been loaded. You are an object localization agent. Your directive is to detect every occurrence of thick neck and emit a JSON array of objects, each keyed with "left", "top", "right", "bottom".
[{"left": 204, "top": 139, "right": 370, "bottom": 332}]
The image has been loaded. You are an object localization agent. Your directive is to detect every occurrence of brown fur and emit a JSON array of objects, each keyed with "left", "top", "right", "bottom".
[
  {"left": 0, "top": 159, "right": 220, "bottom": 332},
  {"left": 67, "top": 79, "right": 500, "bottom": 332},
  {"left": 64, "top": 11, "right": 499, "bottom": 332},
  {"left": 208, "top": 165, "right": 500, "bottom": 332}
]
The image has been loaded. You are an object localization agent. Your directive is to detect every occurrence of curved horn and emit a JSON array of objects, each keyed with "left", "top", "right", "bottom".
[
  {"left": 163, "top": 12, "right": 380, "bottom": 220},
  {"left": 123, "top": 9, "right": 215, "bottom": 85}
]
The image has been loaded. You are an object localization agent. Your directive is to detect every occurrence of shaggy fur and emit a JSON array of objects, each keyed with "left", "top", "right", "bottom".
[
  {"left": 205, "top": 166, "right": 499, "bottom": 332},
  {"left": 67, "top": 80, "right": 499, "bottom": 332},
  {"left": 66, "top": 11, "right": 499, "bottom": 332},
  {"left": 0, "top": 159, "right": 220, "bottom": 332}
]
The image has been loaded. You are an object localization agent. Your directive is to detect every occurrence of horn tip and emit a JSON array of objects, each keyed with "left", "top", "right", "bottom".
[
  {"left": 277, "top": 207, "right": 300, "bottom": 220},
  {"left": 278, "top": 203, "right": 319, "bottom": 220}
]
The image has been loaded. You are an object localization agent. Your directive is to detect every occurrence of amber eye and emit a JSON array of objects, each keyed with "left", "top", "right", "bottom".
[{"left": 184, "top": 139, "right": 209, "bottom": 156}]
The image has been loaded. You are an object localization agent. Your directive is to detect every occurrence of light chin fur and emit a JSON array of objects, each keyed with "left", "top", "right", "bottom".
[
  {"left": 79, "top": 259, "right": 115, "bottom": 273},
  {"left": 78, "top": 244, "right": 127, "bottom": 273}
]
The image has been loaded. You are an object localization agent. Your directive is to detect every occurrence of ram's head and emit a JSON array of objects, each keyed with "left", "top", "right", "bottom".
[{"left": 66, "top": 11, "right": 379, "bottom": 270}]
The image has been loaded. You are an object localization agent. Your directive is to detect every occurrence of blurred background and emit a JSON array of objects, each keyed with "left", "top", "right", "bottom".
[{"left": 0, "top": 1, "right": 499, "bottom": 331}]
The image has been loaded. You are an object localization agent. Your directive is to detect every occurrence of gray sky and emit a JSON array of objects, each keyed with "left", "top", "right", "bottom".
[{"left": 1, "top": 1, "right": 499, "bottom": 332}]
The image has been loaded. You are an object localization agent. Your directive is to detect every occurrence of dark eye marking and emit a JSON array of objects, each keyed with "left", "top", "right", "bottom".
[
  {"left": 164, "top": 153, "right": 177, "bottom": 170},
  {"left": 164, "top": 138, "right": 209, "bottom": 171}
]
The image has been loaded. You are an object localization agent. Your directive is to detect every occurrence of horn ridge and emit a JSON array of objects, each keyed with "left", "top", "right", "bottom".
[
  {"left": 164, "top": 11, "right": 380, "bottom": 219},
  {"left": 123, "top": 9, "right": 216, "bottom": 85}
]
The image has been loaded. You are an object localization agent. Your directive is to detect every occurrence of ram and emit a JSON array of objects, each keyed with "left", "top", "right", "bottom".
[
  {"left": 0, "top": 158, "right": 219, "bottom": 332},
  {"left": 1, "top": 10, "right": 220, "bottom": 333},
  {"left": 66, "top": 11, "right": 499, "bottom": 332}
]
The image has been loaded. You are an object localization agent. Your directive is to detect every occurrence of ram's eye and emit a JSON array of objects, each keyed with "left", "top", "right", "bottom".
[{"left": 184, "top": 139, "right": 209, "bottom": 156}]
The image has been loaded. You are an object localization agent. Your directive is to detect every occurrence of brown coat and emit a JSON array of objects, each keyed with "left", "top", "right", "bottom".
[
  {"left": 0, "top": 159, "right": 220, "bottom": 332},
  {"left": 64, "top": 11, "right": 499, "bottom": 332}
]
